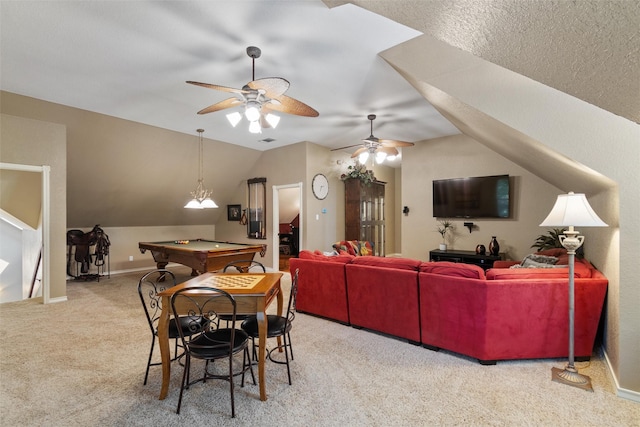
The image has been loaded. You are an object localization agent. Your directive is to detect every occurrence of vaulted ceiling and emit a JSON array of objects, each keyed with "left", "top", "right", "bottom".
[{"left": 1, "top": 1, "right": 637, "bottom": 166}]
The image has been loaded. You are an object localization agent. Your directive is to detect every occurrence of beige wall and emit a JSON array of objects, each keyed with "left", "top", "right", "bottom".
[
  {"left": 383, "top": 34, "right": 639, "bottom": 395},
  {"left": 0, "top": 169, "right": 42, "bottom": 229},
  {"left": 96, "top": 225, "right": 216, "bottom": 274},
  {"left": 402, "top": 134, "right": 562, "bottom": 262},
  {"left": 0, "top": 91, "right": 263, "bottom": 228},
  {"left": 1, "top": 114, "right": 67, "bottom": 301}
]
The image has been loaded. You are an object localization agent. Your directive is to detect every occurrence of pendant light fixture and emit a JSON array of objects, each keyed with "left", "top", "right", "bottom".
[{"left": 184, "top": 129, "right": 218, "bottom": 209}]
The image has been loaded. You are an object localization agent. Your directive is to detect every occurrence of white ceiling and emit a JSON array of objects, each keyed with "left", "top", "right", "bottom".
[
  {"left": 0, "top": 1, "right": 461, "bottom": 165},
  {"left": 2, "top": 1, "right": 637, "bottom": 166}
]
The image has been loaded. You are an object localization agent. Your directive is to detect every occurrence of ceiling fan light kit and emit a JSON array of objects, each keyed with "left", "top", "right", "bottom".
[
  {"left": 188, "top": 46, "right": 318, "bottom": 135},
  {"left": 332, "top": 114, "right": 414, "bottom": 165}
]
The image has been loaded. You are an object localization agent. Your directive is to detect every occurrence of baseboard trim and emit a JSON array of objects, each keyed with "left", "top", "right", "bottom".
[{"left": 603, "top": 348, "right": 640, "bottom": 403}]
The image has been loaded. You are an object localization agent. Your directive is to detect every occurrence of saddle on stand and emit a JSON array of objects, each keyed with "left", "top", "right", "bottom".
[{"left": 66, "top": 224, "right": 110, "bottom": 280}]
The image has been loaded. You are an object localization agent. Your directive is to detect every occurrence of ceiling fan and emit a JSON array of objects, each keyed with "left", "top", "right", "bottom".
[
  {"left": 332, "top": 114, "right": 415, "bottom": 163},
  {"left": 187, "top": 46, "right": 319, "bottom": 133}
]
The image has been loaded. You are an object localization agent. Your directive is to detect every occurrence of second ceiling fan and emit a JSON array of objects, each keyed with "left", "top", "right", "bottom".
[
  {"left": 187, "top": 46, "right": 319, "bottom": 133},
  {"left": 333, "top": 114, "right": 415, "bottom": 164}
]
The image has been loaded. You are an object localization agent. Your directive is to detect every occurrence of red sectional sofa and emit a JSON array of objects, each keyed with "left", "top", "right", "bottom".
[
  {"left": 346, "top": 256, "right": 422, "bottom": 343},
  {"left": 290, "top": 250, "right": 608, "bottom": 365},
  {"left": 290, "top": 253, "right": 352, "bottom": 324}
]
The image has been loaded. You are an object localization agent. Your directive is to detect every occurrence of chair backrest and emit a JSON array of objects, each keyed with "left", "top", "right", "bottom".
[
  {"left": 170, "top": 286, "right": 238, "bottom": 352},
  {"left": 285, "top": 268, "right": 299, "bottom": 324},
  {"left": 223, "top": 260, "right": 266, "bottom": 273},
  {"left": 138, "top": 269, "right": 177, "bottom": 333}
]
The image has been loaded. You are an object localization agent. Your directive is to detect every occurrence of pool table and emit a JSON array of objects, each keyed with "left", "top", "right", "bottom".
[{"left": 138, "top": 239, "right": 266, "bottom": 275}]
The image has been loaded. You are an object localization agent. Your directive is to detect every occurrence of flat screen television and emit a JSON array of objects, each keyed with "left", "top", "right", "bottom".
[{"left": 433, "top": 175, "right": 510, "bottom": 218}]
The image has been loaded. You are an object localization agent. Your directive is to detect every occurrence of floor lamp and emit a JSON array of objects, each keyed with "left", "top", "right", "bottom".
[{"left": 540, "top": 192, "right": 607, "bottom": 391}]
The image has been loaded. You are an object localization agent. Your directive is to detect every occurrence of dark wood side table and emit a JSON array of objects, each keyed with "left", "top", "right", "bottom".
[{"left": 429, "top": 249, "right": 503, "bottom": 270}]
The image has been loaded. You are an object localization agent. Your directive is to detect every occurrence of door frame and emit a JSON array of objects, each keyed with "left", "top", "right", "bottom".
[
  {"left": 0, "top": 162, "right": 51, "bottom": 303},
  {"left": 272, "top": 182, "right": 303, "bottom": 271}
]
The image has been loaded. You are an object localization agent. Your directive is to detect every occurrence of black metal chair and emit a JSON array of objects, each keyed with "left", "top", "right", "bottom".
[
  {"left": 138, "top": 269, "right": 208, "bottom": 385},
  {"left": 222, "top": 260, "right": 266, "bottom": 274},
  {"left": 216, "top": 260, "right": 266, "bottom": 328},
  {"left": 241, "top": 268, "right": 299, "bottom": 385},
  {"left": 171, "top": 286, "right": 254, "bottom": 417}
]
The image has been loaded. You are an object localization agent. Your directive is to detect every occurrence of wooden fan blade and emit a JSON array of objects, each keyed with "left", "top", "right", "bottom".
[
  {"left": 197, "top": 97, "right": 243, "bottom": 115},
  {"left": 379, "top": 139, "right": 415, "bottom": 147},
  {"left": 247, "top": 77, "right": 290, "bottom": 98},
  {"left": 351, "top": 147, "right": 368, "bottom": 158},
  {"left": 266, "top": 94, "right": 319, "bottom": 117},
  {"left": 186, "top": 81, "right": 250, "bottom": 94},
  {"left": 377, "top": 146, "right": 400, "bottom": 156},
  {"left": 330, "top": 144, "right": 364, "bottom": 152}
]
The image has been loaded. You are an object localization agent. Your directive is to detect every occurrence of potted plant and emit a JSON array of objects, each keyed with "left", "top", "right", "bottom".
[
  {"left": 340, "top": 161, "right": 376, "bottom": 185},
  {"left": 436, "top": 219, "right": 454, "bottom": 250},
  {"left": 532, "top": 227, "right": 584, "bottom": 258}
]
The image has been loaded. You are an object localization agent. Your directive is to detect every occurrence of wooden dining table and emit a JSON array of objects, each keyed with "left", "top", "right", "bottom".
[{"left": 156, "top": 271, "right": 284, "bottom": 401}]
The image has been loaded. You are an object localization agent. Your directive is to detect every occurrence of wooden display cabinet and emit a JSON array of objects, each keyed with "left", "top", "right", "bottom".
[{"left": 344, "top": 178, "right": 385, "bottom": 256}]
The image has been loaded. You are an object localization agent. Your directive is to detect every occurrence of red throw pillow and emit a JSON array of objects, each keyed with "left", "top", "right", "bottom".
[
  {"left": 536, "top": 248, "right": 567, "bottom": 257},
  {"left": 358, "top": 241, "right": 374, "bottom": 256},
  {"left": 419, "top": 261, "right": 485, "bottom": 279}
]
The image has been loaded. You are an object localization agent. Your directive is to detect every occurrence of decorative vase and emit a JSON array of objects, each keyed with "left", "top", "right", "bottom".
[
  {"left": 439, "top": 243, "right": 447, "bottom": 251},
  {"left": 475, "top": 244, "right": 486, "bottom": 255},
  {"left": 489, "top": 236, "right": 500, "bottom": 256}
]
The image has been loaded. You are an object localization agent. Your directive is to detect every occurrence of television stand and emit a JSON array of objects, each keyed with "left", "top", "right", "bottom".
[{"left": 429, "top": 249, "right": 503, "bottom": 270}]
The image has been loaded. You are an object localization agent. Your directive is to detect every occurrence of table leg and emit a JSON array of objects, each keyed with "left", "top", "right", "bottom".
[
  {"left": 158, "top": 297, "right": 171, "bottom": 400},
  {"left": 256, "top": 310, "right": 268, "bottom": 401}
]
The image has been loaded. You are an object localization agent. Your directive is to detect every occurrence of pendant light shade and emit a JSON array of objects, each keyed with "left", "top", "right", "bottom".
[{"left": 184, "top": 129, "right": 218, "bottom": 209}]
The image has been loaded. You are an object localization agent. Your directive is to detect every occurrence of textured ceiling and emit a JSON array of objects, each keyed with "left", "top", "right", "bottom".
[{"left": 326, "top": 0, "right": 639, "bottom": 124}]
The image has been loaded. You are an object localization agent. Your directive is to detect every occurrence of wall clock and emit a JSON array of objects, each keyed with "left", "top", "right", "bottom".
[{"left": 312, "top": 173, "right": 329, "bottom": 200}]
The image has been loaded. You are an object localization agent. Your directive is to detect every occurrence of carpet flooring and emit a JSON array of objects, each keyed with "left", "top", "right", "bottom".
[{"left": 1, "top": 267, "right": 638, "bottom": 426}]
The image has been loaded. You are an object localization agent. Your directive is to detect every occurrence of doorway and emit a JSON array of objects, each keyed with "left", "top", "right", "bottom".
[{"left": 272, "top": 183, "right": 302, "bottom": 273}]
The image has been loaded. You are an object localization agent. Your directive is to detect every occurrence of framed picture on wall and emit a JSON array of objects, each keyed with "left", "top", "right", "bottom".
[{"left": 227, "top": 204, "right": 241, "bottom": 221}]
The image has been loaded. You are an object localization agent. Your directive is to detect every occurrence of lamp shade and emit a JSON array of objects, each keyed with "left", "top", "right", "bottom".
[
  {"left": 200, "top": 197, "right": 218, "bottom": 209},
  {"left": 540, "top": 192, "right": 608, "bottom": 227},
  {"left": 184, "top": 199, "right": 203, "bottom": 209},
  {"left": 358, "top": 151, "right": 369, "bottom": 164},
  {"left": 226, "top": 112, "right": 242, "bottom": 127}
]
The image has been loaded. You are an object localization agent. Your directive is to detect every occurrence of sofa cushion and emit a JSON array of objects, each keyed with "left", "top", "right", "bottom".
[
  {"left": 487, "top": 268, "right": 570, "bottom": 280},
  {"left": 487, "top": 261, "right": 592, "bottom": 279},
  {"left": 298, "top": 250, "right": 354, "bottom": 264},
  {"left": 419, "top": 261, "right": 486, "bottom": 279},
  {"left": 351, "top": 256, "right": 421, "bottom": 271}
]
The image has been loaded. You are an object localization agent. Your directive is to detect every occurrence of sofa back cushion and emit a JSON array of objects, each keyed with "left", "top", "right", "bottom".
[
  {"left": 419, "top": 261, "right": 486, "bottom": 279},
  {"left": 351, "top": 256, "right": 421, "bottom": 271},
  {"left": 298, "top": 250, "right": 354, "bottom": 264}
]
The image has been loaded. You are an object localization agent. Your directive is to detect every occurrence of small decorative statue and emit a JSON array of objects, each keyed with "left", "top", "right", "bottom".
[{"left": 475, "top": 244, "right": 486, "bottom": 255}]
